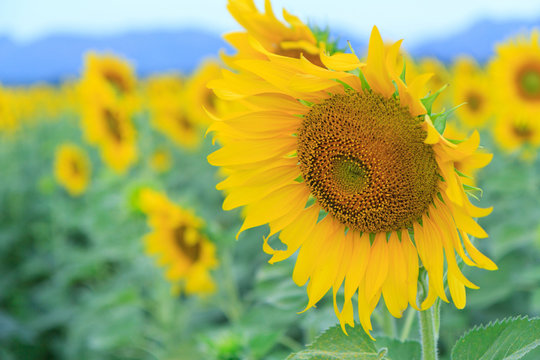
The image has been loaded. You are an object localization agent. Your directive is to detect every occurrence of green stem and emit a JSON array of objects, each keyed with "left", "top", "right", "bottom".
[
  {"left": 418, "top": 307, "right": 438, "bottom": 360},
  {"left": 417, "top": 269, "right": 439, "bottom": 360}
]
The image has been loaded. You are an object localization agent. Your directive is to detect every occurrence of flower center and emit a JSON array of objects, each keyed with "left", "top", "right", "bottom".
[
  {"left": 103, "top": 108, "right": 123, "bottom": 142},
  {"left": 331, "top": 156, "right": 369, "bottom": 194},
  {"left": 173, "top": 225, "right": 201, "bottom": 262},
  {"left": 297, "top": 91, "right": 439, "bottom": 233},
  {"left": 70, "top": 158, "right": 81, "bottom": 176},
  {"left": 512, "top": 123, "right": 533, "bottom": 140},
  {"left": 104, "top": 70, "right": 130, "bottom": 94},
  {"left": 517, "top": 64, "right": 540, "bottom": 100},
  {"left": 466, "top": 91, "right": 483, "bottom": 112},
  {"left": 175, "top": 111, "right": 193, "bottom": 131}
]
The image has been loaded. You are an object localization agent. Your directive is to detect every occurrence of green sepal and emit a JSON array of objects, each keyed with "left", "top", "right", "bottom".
[
  {"left": 400, "top": 60, "right": 407, "bottom": 85},
  {"left": 358, "top": 70, "right": 371, "bottom": 91},
  {"left": 335, "top": 79, "right": 355, "bottom": 91},
  {"left": 421, "top": 84, "right": 449, "bottom": 115},
  {"left": 299, "top": 99, "right": 314, "bottom": 107},
  {"left": 430, "top": 102, "right": 464, "bottom": 134},
  {"left": 309, "top": 24, "right": 346, "bottom": 55},
  {"left": 463, "top": 183, "right": 483, "bottom": 201},
  {"left": 447, "top": 138, "right": 465, "bottom": 144},
  {"left": 455, "top": 169, "right": 474, "bottom": 180}
]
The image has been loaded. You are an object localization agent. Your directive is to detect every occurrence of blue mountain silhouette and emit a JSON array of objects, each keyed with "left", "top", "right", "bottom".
[{"left": 0, "top": 17, "right": 539, "bottom": 85}]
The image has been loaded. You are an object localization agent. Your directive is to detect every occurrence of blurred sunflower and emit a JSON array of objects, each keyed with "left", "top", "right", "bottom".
[
  {"left": 146, "top": 74, "right": 201, "bottom": 148},
  {"left": 139, "top": 188, "right": 218, "bottom": 295},
  {"left": 453, "top": 57, "right": 492, "bottom": 129},
  {"left": 419, "top": 57, "right": 450, "bottom": 111},
  {"left": 443, "top": 123, "right": 480, "bottom": 186},
  {"left": 81, "top": 92, "right": 137, "bottom": 173},
  {"left": 183, "top": 61, "right": 224, "bottom": 126},
  {"left": 494, "top": 112, "right": 540, "bottom": 159},
  {"left": 208, "top": 26, "right": 496, "bottom": 337},
  {"left": 0, "top": 85, "right": 17, "bottom": 133},
  {"left": 224, "top": 0, "right": 326, "bottom": 66},
  {"left": 489, "top": 30, "right": 540, "bottom": 114},
  {"left": 149, "top": 148, "right": 172, "bottom": 173},
  {"left": 83, "top": 53, "right": 136, "bottom": 96},
  {"left": 54, "top": 143, "right": 91, "bottom": 196}
]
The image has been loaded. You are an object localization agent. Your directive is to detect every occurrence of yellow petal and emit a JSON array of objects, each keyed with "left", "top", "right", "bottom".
[
  {"left": 207, "top": 136, "right": 296, "bottom": 166},
  {"left": 237, "top": 183, "right": 309, "bottom": 237},
  {"left": 266, "top": 205, "right": 320, "bottom": 263},
  {"left": 321, "top": 52, "right": 364, "bottom": 71},
  {"left": 292, "top": 216, "right": 339, "bottom": 286},
  {"left": 364, "top": 232, "right": 389, "bottom": 304}
]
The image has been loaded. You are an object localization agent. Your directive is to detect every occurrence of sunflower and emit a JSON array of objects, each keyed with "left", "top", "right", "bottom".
[
  {"left": 452, "top": 57, "right": 492, "bottom": 129},
  {"left": 208, "top": 26, "right": 496, "bottom": 337},
  {"left": 0, "top": 85, "right": 17, "bottom": 133},
  {"left": 139, "top": 188, "right": 218, "bottom": 295},
  {"left": 443, "top": 123, "right": 479, "bottom": 186},
  {"left": 54, "top": 143, "right": 91, "bottom": 196},
  {"left": 183, "top": 61, "right": 225, "bottom": 126},
  {"left": 419, "top": 57, "right": 450, "bottom": 111},
  {"left": 224, "top": 0, "right": 325, "bottom": 66},
  {"left": 489, "top": 30, "right": 540, "bottom": 115},
  {"left": 82, "top": 53, "right": 138, "bottom": 108},
  {"left": 145, "top": 74, "right": 202, "bottom": 148},
  {"left": 494, "top": 111, "right": 540, "bottom": 159},
  {"left": 81, "top": 92, "right": 137, "bottom": 173},
  {"left": 149, "top": 148, "right": 172, "bottom": 173}
]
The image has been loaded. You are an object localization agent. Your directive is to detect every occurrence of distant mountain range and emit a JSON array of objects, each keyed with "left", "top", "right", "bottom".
[
  {"left": 0, "top": 17, "right": 539, "bottom": 85},
  {"left": 0, "top": 30, "right": 231, "bottom": 85}
]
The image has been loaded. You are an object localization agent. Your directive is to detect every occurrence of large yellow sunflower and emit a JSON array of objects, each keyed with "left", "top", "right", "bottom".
[
  {"left": 453, "top": 57, "right": 492, "bottom": 129},
  {"left": 81, "top": 92, "right": 137, "bottom": 173},
  {"left": 224, "top": 0, "right": 325, "bottom": 66},
  {"left": 54, "top": 143, "right": 91, "bottom": 196},
  {"left": 208, "top": 26, "right": 496, "bottom": 337},
  {"left": 145, "top": 74, "right": 202, "bottom": 148},
  {"left": 139, "top": 188, "right": 218, "bottom": 295},
  {"left": 489, "top": 30, "right": 540, "bottom": 114}
]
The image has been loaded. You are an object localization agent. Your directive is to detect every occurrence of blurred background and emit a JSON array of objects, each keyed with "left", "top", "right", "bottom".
[{"left": 1, "top": 1, "right": 539, "bottom": 359}]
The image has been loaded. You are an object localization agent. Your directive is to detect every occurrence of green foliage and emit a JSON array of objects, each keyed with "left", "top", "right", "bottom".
[
  {"left": 421, "top": 84, "right": 448, "bottom": 115},
  {"left": 309, "top": 25, "right": 346, "bottom": 55},
  {"left": 451, "top": 317, "right": 540, "bottom": 360},
  {"left": 287, "top": 324, "right": 421, "bottom": 360}
]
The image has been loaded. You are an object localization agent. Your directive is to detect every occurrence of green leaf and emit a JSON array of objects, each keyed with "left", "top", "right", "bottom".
[
  {"left": 376, "top": 337, "right": 422, "bottom": 360},
  {"left": 420, "top": 84, "right": 448, "bottom": 115},
  {"left": 451, "top": 316, "right": 540, "bottom": 360},
  {"left": 287, "top": 325, "right": 421, "bottom": 359},
  {"left": 287, "top": 325, "right": 378, "bottom": 359}
]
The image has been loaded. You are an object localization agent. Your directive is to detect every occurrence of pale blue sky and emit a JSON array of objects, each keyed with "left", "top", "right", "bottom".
[{"left": 1, "top": 0, "right": 540, "bottom": 45}]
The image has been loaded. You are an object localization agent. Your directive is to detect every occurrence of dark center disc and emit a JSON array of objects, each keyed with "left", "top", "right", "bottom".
[{"left": 297, "top": 91, "right": 439, "bottom": 233}]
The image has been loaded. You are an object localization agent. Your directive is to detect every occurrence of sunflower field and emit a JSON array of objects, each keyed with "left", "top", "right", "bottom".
[{"left": 1, "top": 1, "right": 540, "bottom": 359}]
